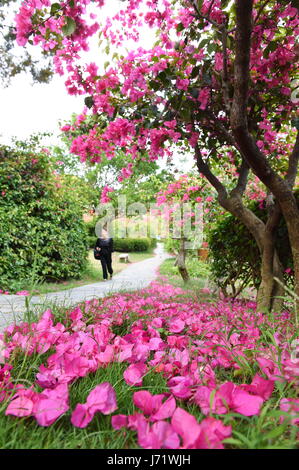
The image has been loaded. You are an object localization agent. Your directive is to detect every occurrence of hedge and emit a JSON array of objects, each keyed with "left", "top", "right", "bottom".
[
  {"left": 113, "top": 237, "right": 153, "bottom": 252},
  {"left": 0, "top": 147, "right": 88, "bottom": 292},
  {"left": 85, "top": 218, "right": 157, "bottom": 252}
]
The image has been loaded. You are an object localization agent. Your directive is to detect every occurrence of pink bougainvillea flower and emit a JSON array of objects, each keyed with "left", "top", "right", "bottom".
[
  {"left": 138, "top": 420, "right": 180, "bottom": 449},
  {"left": 33, "top": 384, "right": 69, "bottom": 427},
  {"left": 195, "top": 417, "right": 232, "bottom": 449},
  {"left": 123, "top": 363, "right": 147, "bottom": 386},
  {"left": 280, "top": 398, "right": 299, "bottom": 425},
  {"left": 71, "top": 382, "right": 117, "bottom": 428},
  {"left": 151, "top": 396, "right": 176, "bottom": 421},
  {"left": 195, "top": 382, "right": 264, "bottom": 416},
  {"left": 171, "top": 407, "right": 201, "bottom": 448},
  {"left": 168, "top": 319, "right": 185, "bottom": 333},
  {"left": 133, "top": 391, "right": 176, "bottom": 421},
  {"left": 0, "top": 364, "right": 14, "bottom": 402},
  {"left": 167, "top": 376, "right": 193, "bottom": 399},
  {"left": 5, "top": 387, "right": 38, "bottom": 417},
  {"left": 151, "top": 421, "right": 180, "bottom": 449},
  {"left": 71, "top": 404, "right": 92, "bottom": 428},
  {"left": 87, "top": 382, "right": 117, "bottom": 415},
  {"left": 111, "top": 414, "right": 128, "bottom": 430},
  {"left": 133, "top": 390, "right": 164, "bottom": 415},
  {"left": 0, "top": 339, "right": 5, "bottom": 364},
  {"left": 256, "top": 357, "right": 282, "bottom": 381},
  {"left": 16, "top": 291, "right": 30, "bottom": 296},
  {"left": 171, "top": 408, "right": 231, "bottom": 449},
  {"left": 241, "top": 374, "right": 274, "bottom": 400}
]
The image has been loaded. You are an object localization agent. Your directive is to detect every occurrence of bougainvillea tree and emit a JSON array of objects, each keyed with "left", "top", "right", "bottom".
[
  {"left": 14, "top": 0, "right": 299, "bottom": 312},
  {"left": 155, "top": 173, "right": 218, "bottom": 281}
]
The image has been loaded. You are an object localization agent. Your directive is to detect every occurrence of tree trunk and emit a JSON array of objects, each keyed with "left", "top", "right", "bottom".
[
  {"left": 257, "top": 203, "right": 284, "bottom": 312},
  {"left": 230, "top": 0, "right": 299, "bottom": 315},
  {"left": 219, "top": 194, "right": 283, "bottom": 311},
  {"left": 257, "top": 232, "right": 284, "bottom": 312},
  {"left": 175, "top": 238, "right": 190, "bottom": 283},
  {"left": 279, "top": 197, "right": 299, "bottom": 310}
]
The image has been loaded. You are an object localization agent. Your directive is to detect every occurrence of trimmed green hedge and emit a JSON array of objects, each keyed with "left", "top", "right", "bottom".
[
  {"left": 85, "top": 218, "right": 157, "bottom": 252},
  {"left": 0, "top": 146, "right": 88, "bottom": 292},
  {"left": 114, "top": 237, "right": 154, "bottom": 252}
]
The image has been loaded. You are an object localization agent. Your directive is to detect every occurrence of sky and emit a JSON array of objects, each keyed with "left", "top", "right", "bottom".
[
  {"left": 0, "top": 0, "right": 131, "bottom": 145},
  {"left": 0, "top": 0, "right": 194, "bottom": 171}
]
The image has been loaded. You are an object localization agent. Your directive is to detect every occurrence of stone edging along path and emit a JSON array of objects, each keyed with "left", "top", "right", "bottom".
[{"left": 0, "top": 244, "right": 171, "bottom": 331}]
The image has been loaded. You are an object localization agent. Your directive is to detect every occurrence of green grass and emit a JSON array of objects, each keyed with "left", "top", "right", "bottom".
[
  {"left": 158, "top": 257, "right": 213, "bottom": 301},
  {"left": 1, "top": 308, "right": 298, "bottom": 449},
  {"left": 1, "top": 253, "right": 299, "bottom": 449},
  {"left": 0, "top": 355, "right": 168, "bottom": 449}
]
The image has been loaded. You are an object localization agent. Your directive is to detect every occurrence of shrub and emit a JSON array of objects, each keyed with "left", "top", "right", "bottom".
[
  {"left": 164, "top": 237, "right": 180, "bottom": 254},
  {"left": 207, "top": 195, "right": 298, "bottom": 295},
  {"left": 113, "top": 237, "right": 152, "bottom": 252},
  {"left": 0, "top": 146, "right": 88, "bottom": 291},
  {"left": 85, "top": 217, "right": 157, "bottom": 251}
]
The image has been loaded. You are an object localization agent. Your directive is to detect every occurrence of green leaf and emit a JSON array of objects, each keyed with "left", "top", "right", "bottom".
[
  {"left": 50, "top": 3, "right": 61, "bottom": 15},
  {"left": 222, "top": 438, "right": 243, "bottom": 446},
  {"left": 291, "top": 117, "right": 299, "bottom": 130},
  {"left": 191, "top": 66, "right": 200, "bottom": 79},
  {"left": 190, "top": 88, "right": 199, "bottom": 99},
  {"left": 176, "top": 23, "right": 185, "bottom": 32},
  {"left": 62, "top": 17, "right": 76, "bottom": 36},
  {"left": 84, "top": 96, "right": 94, "bottom": 109},
  {"left": 149, "top": 80, "right": 160, "bottom": 91},
  {"left": 207, "top": 42, "right": 217, "bottom": 54},
  {"left": 264, "top": 425, "right": 287, "bottom": 440}
]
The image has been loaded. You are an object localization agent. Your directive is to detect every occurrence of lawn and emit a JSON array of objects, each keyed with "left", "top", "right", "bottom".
[
  {"left": 0, "top": 280, "right": 298, "bottom": 449},
  {"left": 19, "top": 250, "right": 155, "bottom": 296}
]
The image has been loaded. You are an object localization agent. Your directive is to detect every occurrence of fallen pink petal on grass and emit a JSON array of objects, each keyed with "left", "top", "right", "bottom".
[
  {"left": 123, "top": 363, "right": 147, "bottom": 386},
  {"left": 71, "top": 382, "right": 117, "bottom": 428}
]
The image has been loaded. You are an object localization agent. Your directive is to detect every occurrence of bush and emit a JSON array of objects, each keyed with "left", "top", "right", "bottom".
[
  {"left": 207, "top": 195, "right": 297, "bottom": 295},
  {"left": 160, "top": 257, "right": 209, "bottom": 280},
  {"left": 0, "top": 146, "right": 88, "bottom": 291},
  {"left": 85, "top": 217, "right": 157, "bottom": 251},
  {"left": 164, "top": 237, "right": 180, "bottom": 254},
  {"left": 114, "top": 237, "right": 152, "bottom": 252}
]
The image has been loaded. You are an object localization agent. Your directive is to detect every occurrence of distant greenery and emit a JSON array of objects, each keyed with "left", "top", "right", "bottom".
[
  {"left": 17, "top": 250, "right": 155, "bottom": 295},
  {"left": 114, "top": 237, "right": 156, "bottom": 253},
  {"left": 85, "top": 217, "right": 157, "bottom": 252},
  {"left": 207, "top": 195, "right": 298, "bottom": 296},
  {"left": 0, "top": 143, "right": 88, "bottom": 292},
  {"left": 160, "top": 257, "right": 210, "bottom": 281}
]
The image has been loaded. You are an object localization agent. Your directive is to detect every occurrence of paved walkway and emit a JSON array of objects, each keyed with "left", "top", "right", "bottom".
[{"left": 0, "top": 243, "right": 170, "bottom": 330}]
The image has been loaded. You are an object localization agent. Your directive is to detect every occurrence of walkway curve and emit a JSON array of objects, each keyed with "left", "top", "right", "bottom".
[{"left": 0, "top": 243, "right": 171, "bottom": 330}]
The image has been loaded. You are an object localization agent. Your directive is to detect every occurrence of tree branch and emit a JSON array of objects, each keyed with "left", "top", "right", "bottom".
[
  {"left": 231, "top": 159, "right": 250, "bottom": 197},
  {"left": 230, "top": 0, "right": 283, "bottom": 194},
  {"left": 188, "top": 0, "right": 224, "bottom": 29},
  {"left": 195, "top": 145, "right": 228, "bottom": 200},
  {"left": 254, "top": 0, "right": 272, "bottom": 24},
  {"left": 286, "top": 131, "right": 299, "bottom": 189},
  {"left": 221, "top": 21, "right": 231, "bottom": 115},
  {"left": 230, "top": 0, "right": 253, "bottom": 130}
]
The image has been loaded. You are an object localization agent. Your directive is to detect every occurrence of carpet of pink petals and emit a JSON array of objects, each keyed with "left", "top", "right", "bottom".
[{"left": 0, "top": 281, "right": 298, "bottom": 449}]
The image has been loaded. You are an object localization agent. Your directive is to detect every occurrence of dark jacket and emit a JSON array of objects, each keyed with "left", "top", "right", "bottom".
[{"left": 95, "top": 237, "right": 114, "bottom": 257}]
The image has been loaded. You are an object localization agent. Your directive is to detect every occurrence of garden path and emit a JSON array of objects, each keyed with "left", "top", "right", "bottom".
[{"left": 0, "top": 243, "right": 171, "bottom": 331}]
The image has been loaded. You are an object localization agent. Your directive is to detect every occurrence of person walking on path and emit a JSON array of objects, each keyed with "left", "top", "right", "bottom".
[{"left": 95, "top": 230, "right": 114, "bottom": 281}]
